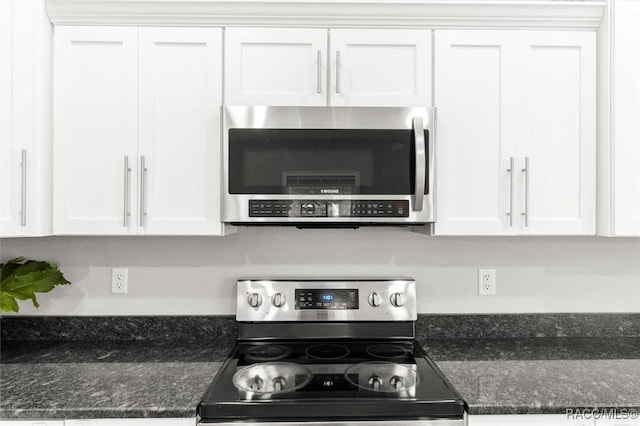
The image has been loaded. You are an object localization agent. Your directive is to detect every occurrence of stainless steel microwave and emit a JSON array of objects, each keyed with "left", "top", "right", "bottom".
[{"left": 222, "top": 106, "right": 435, "bottom": 226}]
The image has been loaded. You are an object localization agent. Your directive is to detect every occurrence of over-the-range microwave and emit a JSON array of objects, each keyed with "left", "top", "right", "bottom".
[{"left": 222, "top": 106, "right": 435, "bottom": 227}]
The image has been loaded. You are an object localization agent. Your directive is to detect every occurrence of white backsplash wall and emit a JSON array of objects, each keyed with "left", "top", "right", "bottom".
[{"left": 1, "top": 227, "right": 639, "bottom": 315}]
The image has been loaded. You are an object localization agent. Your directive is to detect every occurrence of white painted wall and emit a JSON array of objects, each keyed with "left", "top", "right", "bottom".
[{"left": 1, "top": 228, "right": 639, "bottom": 315}]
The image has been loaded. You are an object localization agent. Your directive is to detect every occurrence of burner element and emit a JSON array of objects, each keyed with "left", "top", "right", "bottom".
[
  {"left": 244, "top": 344, "right": 291, "bottom": 362},
  {"left": 304, "top": 343, "right": 350, "bottom": 360},
  {"left": 344, "top": 361, "right": 419, "bottom": 394},
  {"left": 233, "top": 362, "right": 312, "bottom": 397},
  {"left": 366, "top": 344, "right": 410, "bottom": 360}
]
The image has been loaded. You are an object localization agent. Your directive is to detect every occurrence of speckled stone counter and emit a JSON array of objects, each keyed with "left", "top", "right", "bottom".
[
  {"left": 422, "top": 337, "right": 640, "bottom": 415},
  {"left": 0, "top": 340, "right": 232, "bottom": 419},
  {"left": 2, "top": 315, "right": 640, "bottom": 419}
]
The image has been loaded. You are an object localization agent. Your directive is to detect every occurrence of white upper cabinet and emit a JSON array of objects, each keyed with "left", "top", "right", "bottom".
[
  {"left": 138, "top": 28, "right": 222, "bottom": 235},
  {"left": 329, "top": 29, "right": 431, "bottom": 106},
  {"left": 0, "top": 0, "right": 52, "bottom": 237},
  {"left": 54, "top": 26, "right": 224, "bottom": 235},
  {"left": 434, "top": 31, "right": 517, "bottom": 235},
  {"left": 598, "top": 0, "right": 640, "bottom": 236},
  {"left": 515, "top": 31, "right": 596, "bottom": 235},
  {"left": 54, "top": 26, "right": 139, "bottom": 235},
  {"left": 434, "top": 30, "right": 595, "bottom": 236},
  {"left": 224, "top": 27, "right": 432, "bottom": 107},
  {"left": 224, "top": 28, "right": 327, "bottom": 106},
  {"left": 612, "top": 0, "right": 640, "bottom": 236}
]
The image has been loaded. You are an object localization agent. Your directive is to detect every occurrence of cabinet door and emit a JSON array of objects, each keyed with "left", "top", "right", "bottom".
[
  {"left": 597, "top": 420, "right": 640, "bottom": 426},
  {"left": 0, "top": 421, "right": 64, "bottom": 426},
  {"left": 469, "top": 414, "right": 594, "bottom": 426},
  {"left": 53, "top": 26, "right": 138, "bottom": 235},
  {"left": 516, "top": 31, "right": 596, "bottom": 235},
  {"left": 138, "top": 28, "right": 223, "bottom": 235},
  {"left": 224, "top": 28, "right": 327, "bottom": 106},
  {"left": 0, "top": 0, "right": 52, "bottom": 237},
  {"left": 613, "top": 0, "right": 640, "bottom": 235},
  {"left": 433, "top": 30, "right": 517, "bottom": 235},
  {"left": 329, "top": 29, "right": 431, "bottom": 106}
]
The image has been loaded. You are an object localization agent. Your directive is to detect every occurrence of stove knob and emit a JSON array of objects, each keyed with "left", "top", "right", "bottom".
[
  {"left": 250, "top": 374, "right": 264, "bottom": 391},
  {"left": 272, "top": 292, "right": 286, "bottom": 308},
  {"left": 390, "top": 292, "right": 405, "bottom": 307},
  {"left": 368, "top": 292, "right": 382, "bottom": 307},
  {"left": 272, "top": 377, "right": 286, "bottom": 392},
  {"left": 368, "top": 375, "right": 383, "bottom": 391},
  {"left": 247, "top": 293, "right": 263, "bottom": 308},
  {"left": 390, "top": 375, "right": 405, "bottom": 391}
]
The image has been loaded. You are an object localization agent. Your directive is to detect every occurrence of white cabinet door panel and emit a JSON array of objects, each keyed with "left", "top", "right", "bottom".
[
  {"left": 597, "top": 420, "right": 640, "bottom": 426},
  {"left": 469, "top": 414, "right": 594, "bottom": 426},
  {"left": 435, "top": 30, "right": 595, "bottom": 236},
  {"left": 516, "top": 31, "right": 596, "bottom": 235},
  {"left": 0, "top": 0, "right": 20, "bottom": 234},
  {"left": 434, "top": 31, "right": 517, "bottom": 235},
  {"left": 224, "top": 28, "right": 327, "bottom": 106},
  {"left": 613, "top": 0, "right": 640, "bottom": 235},
  {"left": 329, "top": 29, "right": 431, "bottom": 106},
  {"left": 54, "top": 26, "right": 138, "bottom": 235},
  {"left": 138, "top": 28, "right": 222, "bottom": 235},
  {"left": 0, "top": 0, "right": 52, "bottom": 237}
]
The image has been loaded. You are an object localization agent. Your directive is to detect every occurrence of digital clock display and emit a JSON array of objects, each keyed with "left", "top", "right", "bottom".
[{"left": 296, "top": 289, "right": 358, "bottom": 310}]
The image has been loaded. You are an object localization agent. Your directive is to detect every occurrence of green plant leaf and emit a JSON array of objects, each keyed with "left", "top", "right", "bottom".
[
  {"left": 0, "top": 257, "right": 70, "bottom": 313},
  {"left": 0, "top": 257, "right": 27, "bottom": 282},
  {"left": 0, "top": 292, "right": 19, "bottom": 313}
]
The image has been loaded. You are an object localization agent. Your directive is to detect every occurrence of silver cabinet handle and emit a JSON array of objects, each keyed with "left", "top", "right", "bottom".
[
  {"left": 412, "top": 117, "right": 426, "bottom": 212},
  {"left": 123, "top": 156, "right": 131, "bottom": 227},
  {"left": 140, "top": 156, "right": 148, "bottom": 227},
  {"left": 316, "top": 50, "right": 322, "bottom": 94},
  {"left": 521, "top": 157, "right": 530, "bottom": 227},
  {"left": 507, "top": 156, "right": 514, "bottom": 227},
  {"left": 335, "top": 50, "right": 341, "bottom": 94},
  {"left": 20, "top": 149, "right": 26, "bottom": 227}
]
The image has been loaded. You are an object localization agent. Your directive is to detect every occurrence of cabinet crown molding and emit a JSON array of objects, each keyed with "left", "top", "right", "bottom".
[{"left": 45, "top": 0, "right": 605, "bottom": 30}]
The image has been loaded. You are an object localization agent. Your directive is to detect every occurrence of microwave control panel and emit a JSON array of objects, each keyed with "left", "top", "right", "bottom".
[{"left": 248, "top": 200, "right": 409, "bottom": 218}]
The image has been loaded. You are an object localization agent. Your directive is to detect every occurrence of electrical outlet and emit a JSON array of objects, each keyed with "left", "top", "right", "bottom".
[
  {"left": 111, "top": 268, "right": 128, "bottom": 294},
  {"left": 478, "top": 269, "right": 496, "bottom": 296}
]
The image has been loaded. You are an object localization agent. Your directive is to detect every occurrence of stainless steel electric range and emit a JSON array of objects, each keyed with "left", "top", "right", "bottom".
[{"left": 197, "top": 279, "right": 466, "bottom": 426}]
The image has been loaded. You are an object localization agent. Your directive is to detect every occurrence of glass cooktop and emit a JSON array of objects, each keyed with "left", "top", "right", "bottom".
[{"left": 198, "top": 340, "right": 465, "bottom": 422}]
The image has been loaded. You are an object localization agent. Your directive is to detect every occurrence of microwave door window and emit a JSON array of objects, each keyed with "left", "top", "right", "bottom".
[{"left": 228, "top": 128, "right": 420, "bottom": 195}]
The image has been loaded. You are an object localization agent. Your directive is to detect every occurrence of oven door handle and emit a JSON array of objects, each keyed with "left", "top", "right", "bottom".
[{"left": 412, "top": 116, "right": 426, "bottom": 212}]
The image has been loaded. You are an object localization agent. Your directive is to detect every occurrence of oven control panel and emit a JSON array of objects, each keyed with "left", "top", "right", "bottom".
[
  {"left": 248, "top": 200, "right": 409, "bottom": 218},
  {"left": 236, "top": 279, "right": 416, "bottom": 322}
]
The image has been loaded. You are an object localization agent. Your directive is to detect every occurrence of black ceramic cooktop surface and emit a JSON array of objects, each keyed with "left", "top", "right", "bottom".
[{"left": 198, "top": 340, "right": 465, "bottom": 422}]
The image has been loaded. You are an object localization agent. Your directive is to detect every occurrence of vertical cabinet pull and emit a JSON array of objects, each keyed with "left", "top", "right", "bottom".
[
  {"left": 507, "top": 156, "right": 514, "bottom": 227},
  {"left": 335, "top": 50, "right": 341, "bottom": 94},
  {"left": 123, "top": 156, "right": 131, "bottom": 227},
  {"left": 20, "top": 149, "right": 26, "bottom": 227},
  {"left": 316, "top": 50, "right": 322, "bottom": 94},
  {"left": 521, "top": 157, "right": 530, "bottom": 227},
  {"left": 140, "top": 156, "right": 148, "bottom": 227}
]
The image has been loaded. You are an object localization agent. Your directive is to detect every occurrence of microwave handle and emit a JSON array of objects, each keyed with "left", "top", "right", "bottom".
[{"left": 412, "top": 117, "right": 426, "bottom": 212}]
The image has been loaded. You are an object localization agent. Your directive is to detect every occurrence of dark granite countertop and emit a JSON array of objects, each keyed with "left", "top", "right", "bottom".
[
  {"left": 2, "top": 337, "right": 639, "bottom": 419},
  {"left": 2, "top": 315, "right": 639, "bottom": 419},
  {"left": 422, "top": 337, "right": 640, "bottom": 415},
  {"left": 0, "top": 339, "right": 233, "bottom": 419}
]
